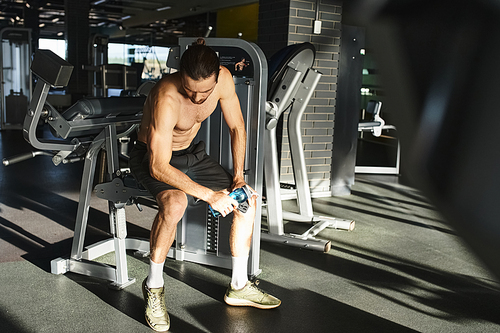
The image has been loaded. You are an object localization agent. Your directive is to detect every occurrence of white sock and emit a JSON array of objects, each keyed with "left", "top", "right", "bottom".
[
  {"left": 231, "top": 256, "right": 249, "bottom": 290},
  {"left": 146, "top": 259, "right": 165, "bottom": 289}
]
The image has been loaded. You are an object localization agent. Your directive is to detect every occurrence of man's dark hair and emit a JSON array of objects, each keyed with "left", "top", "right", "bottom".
[{"left": 180, "top": 38, "right": 220, "bottom": 81}]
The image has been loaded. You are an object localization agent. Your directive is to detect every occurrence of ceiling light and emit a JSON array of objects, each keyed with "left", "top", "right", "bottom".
[
  {"left": 121, "top": 15, "right": 131, "bottom": 20},
  {"left": 0, "top": 16, "right": 14, "bottom": 23},
  {"left": 39, "top": 23, "right": 45, "bottom": 28},
  {"left": 52, "top": 17, "right": 59, "bottom": 22},
  {"left": 156, "top": 6, "right": 171, "bottom": 11},
  {"left": 92, "top": 0, "right": 107, "bottom": 5},
  {"left": 57, "top": 32, "right": 64, "bottom": 36}
]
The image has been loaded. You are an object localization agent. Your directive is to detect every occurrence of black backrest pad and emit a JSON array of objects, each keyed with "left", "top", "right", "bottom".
[
  {"left": 267, "top": 42, "right": 316, "bottom": 97},
  {"left": 61, "top": 96, "right": 146, "bottom": 121}
]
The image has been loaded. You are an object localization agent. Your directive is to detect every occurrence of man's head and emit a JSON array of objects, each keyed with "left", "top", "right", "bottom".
[{"left": 179, "top": 38, "right": 220, "bottom": 104}]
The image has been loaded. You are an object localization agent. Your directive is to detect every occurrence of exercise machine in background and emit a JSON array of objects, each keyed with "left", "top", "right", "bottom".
[
  {"left": 356, "top": 100, "right": 400, "bottom": 175},
  {"left": 10, "top": 48, "right": 148, "bottom": 289},
  {"left": 0, "top": 27, "right": 31, "bottom": 130},
  {"left": 261, "top": 43, "right": 354, "bottom": 253}
]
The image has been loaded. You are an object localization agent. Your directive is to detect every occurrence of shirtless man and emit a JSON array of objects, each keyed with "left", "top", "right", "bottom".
[{"left": 129, "top": 38, "right": 280, "bottom": 332}]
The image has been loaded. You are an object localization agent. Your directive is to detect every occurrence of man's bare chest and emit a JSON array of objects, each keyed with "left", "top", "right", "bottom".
[{"left": 175, "top": 99, "right": 219, "bottom": 131}]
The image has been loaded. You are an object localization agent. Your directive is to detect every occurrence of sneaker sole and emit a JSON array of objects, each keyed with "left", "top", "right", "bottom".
[
  {"left": 145, "top": 314, "right": 170, "bottom": 332},
  {"left": 142, "top": 280, "right": 170, "bottom": 332},
  {"left": 224, "top": 295, "right": 281, "bottom": 309}
]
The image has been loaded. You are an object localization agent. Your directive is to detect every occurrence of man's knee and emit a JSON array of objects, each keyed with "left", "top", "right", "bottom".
[
  {"left": 233, "top": 196, "right": 256, "bottom": 221},
  {"left": 156, "top": 190, "right": 188, "bottom": 221}
]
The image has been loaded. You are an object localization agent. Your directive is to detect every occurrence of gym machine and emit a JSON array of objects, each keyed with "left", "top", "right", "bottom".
[
  {"left": 0, "top": 28, "right": 32, "bottom": 130},
  {"left": 84, "top": 34, "right": 139, "bottom": 98},
  {"left": 261, "top": 43, "right": 355, "bottom": 253},
  {"left": 164, "top": 37, "right": 267, "bottom": 277},
  {"left": 11, "top": 48, "right": 148, "bottom": 289},
  {"left": 4, "top": 37, "right": 267, "bottom": 288}
]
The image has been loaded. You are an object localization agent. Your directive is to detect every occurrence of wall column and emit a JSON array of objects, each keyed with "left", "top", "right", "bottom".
[{"left": 65, "top": 0, "right": 90, "bottom": 102}]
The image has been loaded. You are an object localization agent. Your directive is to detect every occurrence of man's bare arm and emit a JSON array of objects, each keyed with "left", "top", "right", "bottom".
[{"left": 219, "top": 67, "right": 248, "bottom": 190}]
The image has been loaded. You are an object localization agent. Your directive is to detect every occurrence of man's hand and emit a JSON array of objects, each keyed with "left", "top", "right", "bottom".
[
  {"left": 207, "top": 190, "right": 238, "bottom": 217},
  {"left": 231, "top": 176, "right": 247, "bottom": 193},
  {"left": 231, "top": 177, "right": 259, "bottom": 207}
]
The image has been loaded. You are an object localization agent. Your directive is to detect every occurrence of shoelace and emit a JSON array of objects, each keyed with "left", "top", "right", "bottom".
[
  {"left": 148, "top": 290, "right": 166, "bottom": 314},
  {"left": 248, "top": 280, "right": 269, "bottom": 296}
]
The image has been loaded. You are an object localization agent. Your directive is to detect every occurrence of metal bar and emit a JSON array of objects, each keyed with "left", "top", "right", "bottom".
[
  {"left": 81, "top": 238, "right": 150, "bottom": 260},
  {"left": 70, "top": 130, "right": 105, "bottom": 259},
  {"left": 113, "top": 234, "right": 130, "bottom": 285},
  {"left": 23, "top": 80, "right": 77, "bottom": 151},
  {"left": 105, "top": 124, "right": 119, "bottom": 176},
  {"left": 272, "top": 68, "right": 303, "bottom": 115},
  {"left": 69, "top": 259, "right": 116, "bottom": 281},
  {"left": 167, "top": 248, "right": 232, "bottom": 271},
  {"left": 260, "top": 232, "right": 331, "bottom": 253},
  {"left": 51, "top": 114, "right": 141, "bottom": 140},
  {"left": 104, "top": 124, "right": 131, "bottom": 285},
  {"left": 288, "top": 69, "right": 322, "bottom": 217},
  {"left": 264, "top": 127, "right": 284, "bottom": 235}
]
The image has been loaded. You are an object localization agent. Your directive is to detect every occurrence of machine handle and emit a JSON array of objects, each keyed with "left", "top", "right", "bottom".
[
  {"left": 265, "top": 101, "right": 279, "bottom": 130},
  {"left": 2, "top": 151, "right": 53, "bottom": 166}
]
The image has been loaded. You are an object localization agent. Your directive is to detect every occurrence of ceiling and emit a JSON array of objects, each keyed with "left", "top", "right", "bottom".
[{"left": 0, "top": 0, "right": 257, "bottom": 45}]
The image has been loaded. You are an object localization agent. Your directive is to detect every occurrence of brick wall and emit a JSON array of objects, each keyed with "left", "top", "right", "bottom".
[{"left": 258, "top": 0, "right": 342, "bottom": 196}]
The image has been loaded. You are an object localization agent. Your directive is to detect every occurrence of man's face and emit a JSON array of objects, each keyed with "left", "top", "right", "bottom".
[{"left": 181, "top": 73, "right": 217, "bottom": 105}]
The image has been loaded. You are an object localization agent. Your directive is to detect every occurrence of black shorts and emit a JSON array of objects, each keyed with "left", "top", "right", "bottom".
[{"left": 128, "top": 141, "right": 233, "bottom": 199}]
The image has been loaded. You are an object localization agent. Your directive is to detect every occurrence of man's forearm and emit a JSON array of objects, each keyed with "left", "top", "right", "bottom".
[{"left": 230, "top": 127, "right": 247, "bottom": 182}]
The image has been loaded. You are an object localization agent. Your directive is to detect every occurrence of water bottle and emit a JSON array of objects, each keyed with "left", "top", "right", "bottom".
[{"left": 209, "top": 185, "right": 252, "bottom": 217}]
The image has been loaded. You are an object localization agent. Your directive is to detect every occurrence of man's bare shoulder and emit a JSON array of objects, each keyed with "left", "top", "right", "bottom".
[
  {"left": 144, "top": 73, "right": 184, "bottom": 120},
  {"left": 219, "top": 66, "right": 233, "bottom": 83},
  {"left": 149, "top": 73, "right": 181, "bottom": 99},
  {"left": 217, "top": 66, "right": 235, "bottom": 98}
]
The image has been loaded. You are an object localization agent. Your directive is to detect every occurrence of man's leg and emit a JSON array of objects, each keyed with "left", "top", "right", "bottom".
[
  {"left": 150, "top": 190, "right": 188, "bottom": 265},
  {"left": 143, "top": 189, "right": 187, "bottom": 332},
  {"left": 229, "top": 195, "right": 256, "bottom": 289},
  {"left": 225, "top": 196, "right": 281, "bottom": 309}
]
